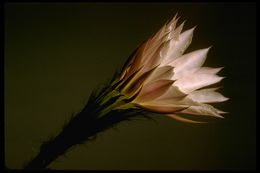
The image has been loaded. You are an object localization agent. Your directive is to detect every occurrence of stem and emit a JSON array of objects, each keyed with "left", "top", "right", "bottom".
[
  {"left": 24, "top": 110, "right": 97, "bottom": 169},
  {"left": 23, "top": 106, "right": 139, "bottom": 170}
]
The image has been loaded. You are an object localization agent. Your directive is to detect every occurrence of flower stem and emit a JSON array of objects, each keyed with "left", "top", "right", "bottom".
[
  {"left": 24, "top": 110, "right": 97, "bottom": 169},
  {"left": 23, "top": 103, "right": 141, "bottom": 170}
]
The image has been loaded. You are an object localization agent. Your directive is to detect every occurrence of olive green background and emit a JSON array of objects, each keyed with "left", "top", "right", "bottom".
[{"left": 5, "top": 3, "right": 256, "bottom": 170}]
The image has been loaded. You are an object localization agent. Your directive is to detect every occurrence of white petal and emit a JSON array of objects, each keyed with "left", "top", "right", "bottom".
[
  {"left": 170, "top": 48, "right": 210, "bottom": 80},
  {"left": 159, "top": 39, "right": 171, "bottom": 60},
  {"left": 196, "top": 67, "right": 223, "bottom": 74},
  {"left": 180, "top": 104, "right": 225, "bottom": 118},
  {"left": 162, "top": 27, "right": 196, "bottom": 65},
  {"left": 173, "top": 72, "right": 224, "bottom": 93},
  {"left": 187, "top": 88, "right": 229, "bottom": 103},
  {"left": 152, "top": 96, "right": 185, "bottom": 105}
]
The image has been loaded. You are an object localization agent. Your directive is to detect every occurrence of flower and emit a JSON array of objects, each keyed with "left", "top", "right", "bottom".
[
  {"left": 104, "top": 14, "right": 229, "bottom": 123},
  {"left": 24, "top": 14, "right": 229, "bottom": 170}
]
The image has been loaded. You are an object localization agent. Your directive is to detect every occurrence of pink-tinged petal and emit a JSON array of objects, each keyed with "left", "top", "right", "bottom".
[
  {"left": 127, "top": 41, "right": 150, "bottom": 76},
  {"left": 152, "top": 24, "right": 168, "bottom": 42},
  {"left": 157, "top": 85, "right": 187, "bottom": 100},
  {"left": 135, "top": 80, "right": 174, "bottom": 102},
  {"left": 171, "top": 21, "right": 185, "bottom": 41},
  {"left": 136, "top": 102, "right": 188, "bottom": 114},
  {"left": 141, "top": 43, "right": 166, "bottom": 73},
  {"left": 121, "top": 65, "right": 158, "bottom": 96},
  {"left": 143, "top": 24, "right": 170, "bottom": 60},
  {"left": 162, "top": 27, "right": 196, "bottom": 65},
  {"left": 173, "top": 72, "right": 224, "bottom": 93},
  {"left": 180, "top": 104, "right": 225, "bottom": 118},
  {"left": 166, "top": 13, "right": 179, "bottom": 31},
  {"left": 166, "top": 114, "right": 207, "bottom": 123},
  {"left": 169, "top": 48, "right": 211, "bottom": 80},
  {"left": 187, "top": 88, "right": 229, "bottom": 103},
  {"left": 117, "top": 65, "right": 144, "bottom": 90},
  {"left": 159, "top": 39, "right": 171, "bottom": 62},
  {"left": 138, "top": 37, "right": 170, "bottom": 74},
  {"left": 145, "top": 65, "right": 174, "bottom": 84},
  {"left": 150, "top": 96, "right": 185, "bottom": 105}
]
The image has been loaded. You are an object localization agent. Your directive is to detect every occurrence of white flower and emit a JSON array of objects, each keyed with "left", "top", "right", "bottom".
[{"left": 106, "top": 14, "right": 229, "bottom": 123}]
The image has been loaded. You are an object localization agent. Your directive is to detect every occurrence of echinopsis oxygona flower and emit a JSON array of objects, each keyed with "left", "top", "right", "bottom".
[
  {"left": 24, "top": 14, "right": 228, "bottom": 170},
  {"left": 97, "top": 14, "right": 228, "bottom": 123}
]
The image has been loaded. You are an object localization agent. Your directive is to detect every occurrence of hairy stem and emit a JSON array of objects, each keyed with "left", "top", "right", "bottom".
[{"left": 23, "top": 105, "right": 140, "bottom": 170}]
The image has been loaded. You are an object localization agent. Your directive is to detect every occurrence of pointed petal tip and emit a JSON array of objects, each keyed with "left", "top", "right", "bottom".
[
  {"left": 218, "top": 114, "right": 225, "bottom": 118},
  {"left": 184, "top": 26, "right": 196, "bottom": 31},
  {"left": 184, "top": 26, "right": 196, "bottom": 35},
  {"left": 223, "top": 97, "right": 230, "bottom": 101},
  {"left": 208, "top": 45, "right": 213, "bottom": 50},
  {"left": 173, "top": 12, "right": 178, "bottom": 19},
  {"left": 201, "top": 47, "right": 212, "bottom": 54},
  {"left": 218, "top": 67, "right": 224, "bottom": 71},
  {"left": 180, "top": 20, "right": 186, "bottom": 26},
  {"left": 210, "top": 113, "right": 225, "bottom": 119},
  {"left": 199, "top": 46, "right": 212, "bottom": 54},
  {"left": 218, "top": 110, "right": 229, "bottom": 114}
]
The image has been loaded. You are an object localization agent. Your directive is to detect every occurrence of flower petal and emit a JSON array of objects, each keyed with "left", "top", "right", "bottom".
[
  {"left": 135, "top": 80, "right": 174, "bottom": 102},
  {"left": 196, "top": 67, "right": 223, "bottom": 74},
  {"left": 141, "top": 42, "right": 166, "bottom": 73},
  {"left": 157, "top": 85, "right": 187, "bottom": 100},
  {"left": 171, "top": 21, "right": 185, "bottom": 41},
  {"left": 187, "top": 88, "right": 229, "bottom": 103},
  {"left": 122, "top": 65, "right": 158, "bottom": 96},
  {"left": 145, "top": 65, "right": 174, "bottom": 83},
  {"left": 136, "top": 102, "right": 188, "bottom": 114},
  {"left": 170, "top": 48, "right": 211, "bottom": 80},
  {"left": 166, "top": 114, "right": 207, "bottom": 123},
  {"left": 162, "top": 27, "right": 196, "bottom": 65},
  {"left": 180, "top": 104, "right": 225, "bottom": 118},
  {"left": 125, "top": 41, "right": 149, "bottom": 77},
  {"left": 173, "top": 71, "right": 224, "bottom": 93},
  {"left": 166, "top": 13, "right": 179, "bottom": 31}
]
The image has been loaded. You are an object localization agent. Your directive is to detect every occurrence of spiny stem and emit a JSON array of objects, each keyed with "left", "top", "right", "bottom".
[{"left": 23, "top": 102, "right": 142, "bottom": 170}]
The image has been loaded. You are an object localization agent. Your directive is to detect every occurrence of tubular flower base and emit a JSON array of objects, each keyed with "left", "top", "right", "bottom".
[{"left": 24, "top": 14, "right": 228, "bottom": 170}]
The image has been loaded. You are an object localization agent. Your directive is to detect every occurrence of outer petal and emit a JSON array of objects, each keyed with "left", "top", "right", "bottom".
[
  {"left": 169, "top": 48, "right": 210, "bottom": 80},
  {"left": 166, "top": 13, "right": 179, "bottom": 32},
  {"left": 145, "top": 65, "right": 174, "bottom": 84},
  {"left": 136, "top": 102, "right": 188, "bottom": 114},
  {"left": 157, "top": 85, "right": 187, "bottom": 100},
  {"left": 162, "top": 27, "right": 196, "bottom": 65},
  {"left": 196, "top": 67, "right": 223, "bottom": 74},
  {"left": 180, "top": 104, "right": 225, "bottom": 118},
  {"left": 121, "top": 65, "right": 157, "bottom": 96},
  {"left": 187, "top": 88, "right": 229, "bottom": 103},
  {"left": 166, "top": 114, "right": 207, "bottom": 123},
  {"left": 173, "top": 71, "right": 224, "bottom": 93},
  {"left": 135, "top": 80, "right": 174, "bottom": 102}
]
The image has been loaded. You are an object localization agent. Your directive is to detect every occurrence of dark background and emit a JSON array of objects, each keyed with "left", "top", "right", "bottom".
[{"left": 4, "top": 3, "right": 256, "bottom": 170}]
